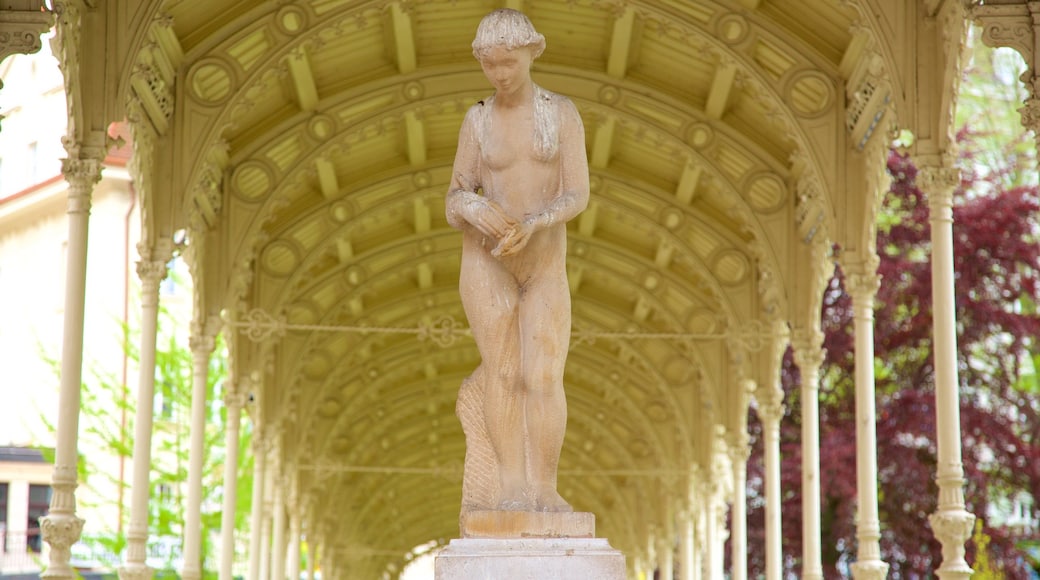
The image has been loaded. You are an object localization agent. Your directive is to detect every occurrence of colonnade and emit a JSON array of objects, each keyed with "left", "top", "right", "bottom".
[
  {"left": 22, "top": 4, "right": 1014, "bottom": 579},
  {"left": 34, "top": 138, "right": 978, "bottom": 580}
]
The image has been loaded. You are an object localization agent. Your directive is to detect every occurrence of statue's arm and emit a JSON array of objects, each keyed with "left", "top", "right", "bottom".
[
  {"left": 446, "top": 105, "right": 515, "bottom": 238},
  {"left": 526, "top": 98, "right": 590, "bottom": 229},
  {"left": 447, "top": 106, "right": 483, "bottom": 229}
]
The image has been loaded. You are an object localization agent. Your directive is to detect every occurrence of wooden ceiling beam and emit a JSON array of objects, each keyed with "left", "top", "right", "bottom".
[
  {"left": 705, "top": 61, "right": 737, "bottom": 120},
  {"left": 675, "top": 163, "right": 703, "bottom": 205},
  {"left": 390, "top": 2, "right": 416, "bottom": 74},
  {"left": 404, "top": 110, "right": 427, "bottom": 165},
  {"left": 337, "top": 238, "right": 354, "bottom": 263},
  {"left": 315, "top": 157, "right": 339, "bottom": 199},
  {"left": 578, "top": 201, "right": 599, "bottom": 236},
  {"left": 590, "top": 117, "right": 616, "bottom": 169},
  {"left": 606, "top": 7, "right": 636, "bottom": 79},
  {"left": 287, "top": 49, "right": 319, "bottom": 112}
]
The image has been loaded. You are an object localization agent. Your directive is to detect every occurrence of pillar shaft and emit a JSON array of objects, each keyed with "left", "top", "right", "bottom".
[
  {"left": 219, "top": 392, "right": 245, "bottom": 580},
  {"left": 759, "top": 388, "right": 784, "bottom": 580},
  {"left": 271, "top": 490, "right": 287, "bottom": 580},
  {"left": 919, "top": 164, "right": 975, "bottom": 578},
  {"left": 679, "top": 511, "right": 697, "bottom": 580},
  {"left": 846, "top": 259, "right": 889, "bottom": 580},
  {"left": 729, "top": 436, "right": 749, "bottom": 580},
  {"left": 288, "top": 510, "right": 301, "bottom": 580},
  {"left": 248, "top": 445, "right": 267, "bottom": 580},
  {"left": 118, "top": 243, "right": 173, "bottom": 580},
  {"left": 182, "top": 326, "right": 217, "bottom": 580},
  {"left": 41, "top": 154, "right": 103, "bottom": 580},
  {"left": 792, "top": 330, "right": 825, "bottom": 580}
]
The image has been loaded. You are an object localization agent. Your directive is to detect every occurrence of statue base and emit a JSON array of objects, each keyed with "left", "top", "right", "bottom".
[
  {"left": 434, "top": 538, "right": 625, "bottom": 580},
  {"left": 438, "top": 512, "right": 624, "bottom": 579},
  {"left": 461, "top": 510, "right": 595, "bottom": 538}
]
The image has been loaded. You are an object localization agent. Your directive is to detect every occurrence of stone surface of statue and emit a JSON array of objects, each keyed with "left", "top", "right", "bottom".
[{"left": 445, "top": 8, "right": 590, "bottom": 519}]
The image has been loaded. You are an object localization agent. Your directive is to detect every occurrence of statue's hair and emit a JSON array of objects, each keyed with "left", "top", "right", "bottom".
[{"left": 471, "top": 9, "right": 545, "bottom": 60}]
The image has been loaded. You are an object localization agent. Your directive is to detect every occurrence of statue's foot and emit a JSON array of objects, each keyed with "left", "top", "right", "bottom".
[
  {"left": 533, "top": 485, "right": 573, "bottom": 512},
  {"left": 497, "top": 482, "right": 533, "bottom": 511}
]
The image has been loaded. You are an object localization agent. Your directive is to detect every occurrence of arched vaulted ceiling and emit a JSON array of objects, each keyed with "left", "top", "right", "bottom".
[{"left": 94, "top": 0, "right": 962, "bottom": 576}]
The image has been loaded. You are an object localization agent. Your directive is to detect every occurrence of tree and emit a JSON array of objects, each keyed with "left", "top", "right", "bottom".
[
  {"left": 745, "top": 38, "right": 1040, "bottom": 578},
  {"left": 41, "top": 301, "right": 252, "bottom": 577}
]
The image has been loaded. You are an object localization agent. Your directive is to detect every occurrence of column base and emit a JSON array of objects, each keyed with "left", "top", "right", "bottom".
[
  {"left": 435, "top": 537, "right": 626, "bottom": 580},
  {"left": 850, "top": 560, "right": 889, "bottom": 580},
  {"left": 117, "top": 562, "right": 154, "bottom": 580}
]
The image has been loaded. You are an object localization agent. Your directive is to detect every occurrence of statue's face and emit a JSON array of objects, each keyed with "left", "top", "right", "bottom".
[{"left": 479, "top": 45, "right": 533, "bottom": 97}]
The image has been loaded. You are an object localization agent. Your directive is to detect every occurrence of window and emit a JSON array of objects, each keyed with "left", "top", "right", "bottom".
[
  {"left": 26, "top": 484, "right": 50, "bottom": 553},
  {"left": 1, "top": 482, "right": 8, "bottom": 552},
  {"left": 27, "top": 142, "right": 38, "bottom": 184}
]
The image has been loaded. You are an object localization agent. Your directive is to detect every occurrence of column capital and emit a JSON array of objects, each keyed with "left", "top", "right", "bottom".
[
  {"left": 791, "top": 327, "right": 825, "bottom": 373},
  {"left": 843, "top": 254, "right": 881, "bottom": 301},
  {"left": 917, "top": 164, "right": 960, "bottom": 213}
]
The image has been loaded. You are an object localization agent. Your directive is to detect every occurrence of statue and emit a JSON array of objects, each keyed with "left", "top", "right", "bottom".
[{"left": 446, "top": 8, "right": 590, "bottom": 516}]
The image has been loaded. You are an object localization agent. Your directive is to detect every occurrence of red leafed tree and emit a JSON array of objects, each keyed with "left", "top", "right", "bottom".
[{"left": 744, "top": 46, "right": 1040, "bottom": 578}]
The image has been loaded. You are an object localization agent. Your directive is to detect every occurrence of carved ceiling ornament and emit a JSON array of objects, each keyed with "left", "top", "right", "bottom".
[{"left": 0, "top": 3, "right": 53, "bottom": 64}]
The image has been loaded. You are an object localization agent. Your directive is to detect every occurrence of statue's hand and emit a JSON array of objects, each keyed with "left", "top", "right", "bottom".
[
  {"left": 461, "top": 194, "right": 516, "bottom": 240},
  {"left": 492, "top": 219, "right": 535, "bottom": 258}
]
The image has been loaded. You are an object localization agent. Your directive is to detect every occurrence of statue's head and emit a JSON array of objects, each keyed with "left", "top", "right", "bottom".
[{"left": 472, "top": 9, "right": 545, "bottom": 61}]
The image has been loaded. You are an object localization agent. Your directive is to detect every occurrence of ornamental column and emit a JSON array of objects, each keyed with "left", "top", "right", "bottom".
[
  {"left": 844, "top": 257, "right": 889, "bottom": 580},
  {"left": 182, "top": 319, "right": 219, "bottom": 580},
  {"left": 219, "top": 387, "right": 247, "bottom": 580},
  {"left": 258, "top": 460, "right": 275, "bottom": 580},
  {"left": 791, "top": 328, "right": 825, "bottom": 580},
  {"left": 679, "top": 509, "right": 698, "bottom": 580},
  {"left": 287, "top": 505, "right": 301, "bottom": 580},
  {"left": 729, "top": 431, "right": 750, "bottom": 580},
  {"left": 657, "top": 532, "right": 674, "bottom": 580},
  {"left": 918, "top": 163, "right": 975, "bottom": 578},
  {"left": 118, "top": 241, "right": 174, "bottom": 580},
  {"left": 40, "top": 150, "right": 104, "bottom": 580},
  {"left": 701, "top": 480, "right": 720, "bottom": 580},
  {"left": 247, "top": 439, "right": 267, "bottom": 580},
  {"left": 271, "top": 486, "right": 287, "bottom": 580},
  {"left": 757, "top": 383, "right": 785, "bottom": 580}
]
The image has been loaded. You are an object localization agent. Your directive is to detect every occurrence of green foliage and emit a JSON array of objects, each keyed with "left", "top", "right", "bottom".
[{"left": 38, "top": 300, "right": 252, "bottom": 575}]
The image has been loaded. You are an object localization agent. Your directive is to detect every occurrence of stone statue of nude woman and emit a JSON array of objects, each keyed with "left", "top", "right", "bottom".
[{"left": 446, "top": 8, "right": 589, "bottom": 514}]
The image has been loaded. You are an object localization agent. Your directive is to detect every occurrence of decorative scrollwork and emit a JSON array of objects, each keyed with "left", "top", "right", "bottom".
[{"left": 417, "top": 315, "right": 468, "bottom": 347}]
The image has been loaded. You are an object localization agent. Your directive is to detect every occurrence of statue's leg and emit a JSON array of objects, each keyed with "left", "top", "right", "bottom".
[
  {"left": 519, "top": 271, "right": 572, "bottom": 512},
  {"left": 459, "top": 246, "right": 527, "bottom": 509}
]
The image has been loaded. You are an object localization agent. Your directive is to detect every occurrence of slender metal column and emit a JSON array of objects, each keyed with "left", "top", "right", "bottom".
[
  {"left": 701, "top": 479, "right": 719, "bottom": 580},
  {"left": 219, "top": 389, "right": 246, "bottom": 580},
  {"left": 792, "top": 329, "right": 825, "bottom": 580},
  {"left": 758, "top": 383, "right": 785, "bottom": 580},
  {"left": 258, "top": 460, "right": 275, "bottom": 580},
  {"left": 679, "top": 509, "right": 696, "bottom": 580},
  {"left": 845, "top": 257, "right": 889, "bottom": 580},
  {"left": 657, "top": 533, "right": 674, "bottom": 580},
  {"left": 271, "top": 488, "right": 287, "bottom": 580},
  {"left": 40, "top": 152, "right": 103, "bottom": 580},
  {"left": 919, "top": 163, "right": 975, "bottom": 578},
  {"left": 182, "top": 320, "right": 218, "bottom": 580},
  {"left": 288, "top": 508, "right": 301, "bottom": 580},
  {"left": 729, "top": 432, "right": 749, "bottom": 580},
  {"left": 247, "top": 440, "right": 267, "bottom": 580},
  {"left": 118, "top": 242, "right": 173, "bottom": 580}
]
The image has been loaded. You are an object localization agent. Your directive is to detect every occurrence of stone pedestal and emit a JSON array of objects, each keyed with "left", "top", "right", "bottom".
[
  {"left": 435, "top": 538, "right": 626, "bottom": 579},
  {"left": 437, "top": 512, "right": 625, "bottom": 579}
]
